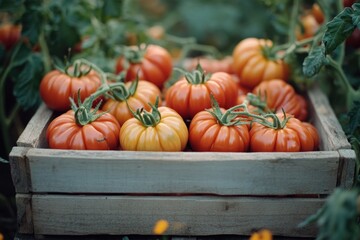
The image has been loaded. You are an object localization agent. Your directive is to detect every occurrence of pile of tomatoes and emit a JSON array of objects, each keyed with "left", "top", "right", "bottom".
[{"left": 40, "top": 38, "right": 320, "bottom": 152}]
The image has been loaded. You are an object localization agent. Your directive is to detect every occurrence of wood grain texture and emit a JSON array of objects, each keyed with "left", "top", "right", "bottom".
[
  {"left": 16, "top": 104, "right": 52, "bottom": 148},
  {"left": 31, "top": 194, "right": 323, "bottom": 237},
  {"left": 337, "top": 149, "right": 356, "bottom": 188},
  {"left": 307, "top": 87, "right": 351, "bottom": 151},
  {"left": 27, "top": 148, "right": 339, "bottom": 195},
  {"left": 16, "top": 194, "right": 34, "bottom": 234},
  {"left": 9, "top": 147, "right": 31, "bottom": 193}
]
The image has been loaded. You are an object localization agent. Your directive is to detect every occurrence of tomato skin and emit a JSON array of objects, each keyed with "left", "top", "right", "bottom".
[
  {"left": 312, "top": 4, "right": 324, "bottom": 24},
  {"left": 165, "top": 72, "right": 238, "bottom": 120},
  {"left": 46, "top": 110, "right": 120, "bottom": 150},
  {"left": 189, "top": 109, "right": 250, "bottom": 152},
  {"left": 232, "top": 38, "right": 289, "bottom": 89},
  {"left": 250, "top": 114, "right": 319, "bottom": 152},
  {"left": 39, "top": 68, "right": 102, "bottom": 112},
  {"left": 115, "top": 44, "right": 172, "bottom": 89},
  {"left": 101, "top": 80, "right": 161, "bottom": 126},
  {"left": 252, "top": 79, "right": 307, "bottom": 121},
  {"left": 183, "top": 56, "right": 234, "bottom": 74},
  {"left": 0, "top": 23, "right": 21, "bottom": 50},
  {"left": 296, "top": 14, "right": 321, "bottom": 41},
  {"left": 119, "top": 107, "right": 188, "bottom": 151}
]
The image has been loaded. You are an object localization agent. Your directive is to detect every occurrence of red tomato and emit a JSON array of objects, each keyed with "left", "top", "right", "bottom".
[
  {"left": 252, "top": 79, "right": 307, "bottom": 121},
  {"left": 189, "top": 108, "right": 250, "bottom": 152},
  {"left": 0, "top": 23, "right": 21, "bottom": 50},
  {"left": 312, "top": 4, "right": 324, "bottom": 24},
  {"left": 346, "top": 28, "right": 360, "bottom": 49},
  {"left": 165, "top": 69, "right": 239, "bottom": 120},
  {"left": 232, "top": 38, "right": 289, "bottom": 89},
  {"left": 46, "top": 109, "right": 120, "bottom": 150},
  {"left": 250, "top": 113, "right": 319, "bottom": 152},
  {"left": 39, "top": 65, "right": 102, "bottom": 112},
  {"left": 115, "top": 44, "right": 172, "bottom": 89}
]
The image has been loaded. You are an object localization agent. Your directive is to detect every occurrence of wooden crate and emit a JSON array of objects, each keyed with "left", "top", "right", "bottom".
[{"left": 9, "top": 86, "right": 356, "bottom": 239}]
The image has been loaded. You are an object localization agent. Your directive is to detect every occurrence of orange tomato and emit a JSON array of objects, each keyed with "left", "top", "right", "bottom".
[{"left": 232, "top": 38, "right": 289, "bottom": 89}]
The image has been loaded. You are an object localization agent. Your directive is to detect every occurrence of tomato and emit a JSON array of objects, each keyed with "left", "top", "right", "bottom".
[
  {"left": 120, "top": 101, "right": 188, "bottom": 151},
  {"left": 252, "top": 79, "right": 307, "bottom": 121},
  {"left": 189, "top": 108, "right": 249, "bottom": 152},
  {"left": 232, "top": 38, "right": 289, "bottom": 89},
  {"left": 312, "top": 4, "right": 324, "bottom": 24},
  {"left": 249, "top": 113, "right": 319, "bottom": 152},
  {"left": 0, "top": 23, "right": 21, "bottom": 50},
  {"left": 165, "top": 67, "right": 238, "bottom": 120},
  {"left": 183, "top": 56, "right": 234, "bottom": 74},
  {"left": 101, "top": 79, "right": 162, "bottom": 126},
  {"left": 47, "top": 109, "right": 120, "bottom": 150},
  {"left": 40, "top": 64, "right": 102, "bottom": 112},
  {"left": 296, "top": 14, "right": 321, "bottom": 41},
  {"left": 115, "top": 44, "right": 172, "bottom": 89}
]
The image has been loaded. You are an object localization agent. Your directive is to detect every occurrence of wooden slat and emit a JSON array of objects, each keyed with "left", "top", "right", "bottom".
[
  {"left": 337, "top": 149, "right": 356, "bottom": 188},
  {"left": 16, "top": 104, "right": 53, "bottom": 148},
  {"left": 307, "top": 87, "right": 351, "bottom": 151},
  {"left": 31, "top": 194, "right": 323, "bottom": 237},
  {"left": 27, "top": 148, "right": 339, "bottom": 195},
  {"left": 9, "top": 147, "right": 31, "bottom": 193},
  {"left": 16, "top": 194, "right": 34, "bottom": 234}
]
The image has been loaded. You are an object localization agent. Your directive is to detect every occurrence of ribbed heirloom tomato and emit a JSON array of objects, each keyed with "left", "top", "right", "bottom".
[
  {"left": 101, "top": 79, "right": 161, "bottom": 126},
  {"left": 46, "top": 96, "right": 120, "bottom": 150},
  {"left": 120, "top": 99, "right": 188, "bottom": 151},
  {"left": 250, "top": 113, "right": 319, "bottom": 152},
  {"left": 115, "top": 44, "right": 172, "bottom": 89},
  {"left": 189, "top": 96, "right": 250, "bottom": 152},
  {"left": 40, "top": 62, "right": 102, "bottom": 111},
  {"left": 165, "top": 65, "right": 238, "bottom": 120},
  {"left": 252, "top": 79, "right": 308, "bottom": 121},
  {"left": 232, "top": 38, "right": 289, "bottom": 89}
]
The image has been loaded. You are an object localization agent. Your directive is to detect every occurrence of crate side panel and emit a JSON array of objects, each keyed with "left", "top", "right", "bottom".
[
  {"left": 16, "top": 104, "right": 53, "bottom": 148},
  {"left": 9, "top": 147, "right": 31, "bottom": 193},
  {"left": 32, "top": 195, "right": 323, "bottom": 237},
  {"left": 337, "top": 149, "right": 356, "bottom": 188},
  {"left": 16, "top": 194, "right": 34, "bottom": 234},
  {"left": 28, "top": 149, "right": 339, "bottom": 195},
  {"left": 307, "top": 87, "right": 350, "bottom": 151}
]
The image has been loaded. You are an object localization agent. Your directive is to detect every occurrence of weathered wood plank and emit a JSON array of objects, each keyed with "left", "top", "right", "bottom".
[
  {"left": 31, "top": 194, "right": 323, "bottom": 237},
  {"left": 9, "top": 147, "right": 31, "bottom": 193},
  {"left": 337, "top": 149, "right": 356, "bottom": 188},
  {"left": 16, "top": 104, "right": 53, "bottom": 148},
  {"left": 16, "top": 194, "right": 34, "bottom": 234},
  {"left": 27, "top": 148, "right": 339, "bottom": 195},
  {"left": 307, "top": 87, "right": 351, "bottom": 151}
]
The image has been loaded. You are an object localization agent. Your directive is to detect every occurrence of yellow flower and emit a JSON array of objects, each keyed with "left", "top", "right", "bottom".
[
  {"left": 153, "top": 219, "right": 169, "bottom": 235},
  {"left": 249, "top": 229, "right": 273, "bottom": 240}
]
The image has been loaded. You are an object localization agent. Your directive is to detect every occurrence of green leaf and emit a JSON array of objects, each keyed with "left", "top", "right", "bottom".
[
  {"left": 12, "top": 53, "right": 44, "bottom": 110},
  {"left": 0, "top": 0, "right": 23, "bottom": 13},
  {"left": 302, "top": 44, "right": 326, "bottom": 78},
  {"left": 352, "top": 3, "right": 360, "bottom": 28},
  {"left": 103, "top": 0, "right": 123, "bottom": 19},
  {"left": 21, "top": 0, "right": 43, "bottom": 45},
  {"left": 323, "top": 8, "right": 355, "bottom": 54},
  {"left": 10, "top": 42, "right": 33, "bottom": 68}
]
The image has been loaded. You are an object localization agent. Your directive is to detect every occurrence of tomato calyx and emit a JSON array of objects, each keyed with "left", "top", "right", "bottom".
[
  {"left": 122, "top": 44, "right": 147, "bottom": 65},
  {"left": 110, "top": 77, "right": 139, "bottom": 102},
  {"left": 254, "top": 111, "right": 292, "bottom": 130},
  {"left": 179, "top": 64, "right": 212, "bottom": 85},
  {"left": 70, "top": 90, "right": 106, "bottom": 126},
  {"left": 246, "top": 93, "right": 273, "bottom": 114},
  {"left": 128, "top": 97, "right": 161, "bottom": 127},
  {"left": 207, "top": 95, "right": 250, "bottom": 126}
]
